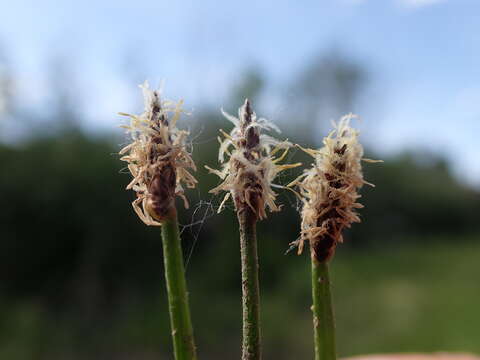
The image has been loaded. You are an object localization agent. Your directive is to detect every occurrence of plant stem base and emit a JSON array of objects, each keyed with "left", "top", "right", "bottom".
[
  {"left": 312, "top": 258, "right": 336, "bottom": 360},
  {"left": 238, "top": 207, "right": 261, "bottom": 360},
  {"left": 161, "top": 210, "right": 197, "bottom": 360}
]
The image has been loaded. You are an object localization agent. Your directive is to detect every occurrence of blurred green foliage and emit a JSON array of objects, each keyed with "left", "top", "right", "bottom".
[
  {"left": 0, "top": 120, "right": 479, "bottom": 359},
  {"left": 0, "top": 51, "right": 479, "bottom": 359}
]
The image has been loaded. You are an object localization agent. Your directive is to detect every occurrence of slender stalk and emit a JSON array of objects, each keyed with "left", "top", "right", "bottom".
[
  {"left": 161, "top": 209, "right": 197, "bottom": 360},
  {"left": 311, "top": 258, "right": 336, "bottom": 360},
  {"left": 237, "top": 206, "right": 261, "bottom": 360}
]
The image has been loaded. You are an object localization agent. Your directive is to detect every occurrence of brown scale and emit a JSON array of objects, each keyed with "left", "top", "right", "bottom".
[
  {"left": 235, "top": 171, "right": 263, "bottom": 219},
  {"left": 243, "top": 99, "right": 260, "bottom": 155},
  {"left": 311, "top": 143, "right": 348, "bottom": 262},
  {"left": 234, "top": 99, "right": 263, "bottom": 219},
  {"left": 145, "top": 92, "right": 177, "bottom": 221},
  {"left": 147, "top": 165, "right": 176, "bottom": 221}
]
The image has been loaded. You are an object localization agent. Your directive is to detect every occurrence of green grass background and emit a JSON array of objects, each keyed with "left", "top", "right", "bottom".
[{"left": 1, "top": 238, "right": 477, "bottom": 360}]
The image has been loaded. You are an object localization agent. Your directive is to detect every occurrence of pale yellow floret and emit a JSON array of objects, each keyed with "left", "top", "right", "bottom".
[
  {"left": 291, "top": 114, "right": 380, "bottom": 260},
  {"left": 119, "top": 81, "right": 197, "bottom": 226},
  {"left": 206, "top": 100, "right": 301, "bottom": 219}
]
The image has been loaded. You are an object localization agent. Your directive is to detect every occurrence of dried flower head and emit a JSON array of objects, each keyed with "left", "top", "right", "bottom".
[
  {"left": 119, "top": 81, "right": 197, "bottom": 226},
  {"left": 206, "top": 99, "right": 301, "bottom": 220},
  {"left": 289, "top": 114, "right": 381, "bottom": 262}
]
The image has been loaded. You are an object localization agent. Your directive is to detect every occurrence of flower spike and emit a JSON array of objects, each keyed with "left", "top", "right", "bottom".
[
  {"left": 292, "top": 114, "right": 381, "bottom": 261},
  {"left": 206, "top": 99, "right": 301, "bottom": 220},
  {"left": 120, "top": 81, "right": 197, "bottom": 226}
]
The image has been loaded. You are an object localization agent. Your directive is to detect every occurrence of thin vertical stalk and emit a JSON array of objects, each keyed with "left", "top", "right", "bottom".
[
  {"left": 311, "top": 258, "right": 336, "bottom": 360},
  {"left": 237, "top": 206, "right": 261, "bottom": 360},
  {"left": 161, "top": 209, "right": 197, "bottom": 360}
]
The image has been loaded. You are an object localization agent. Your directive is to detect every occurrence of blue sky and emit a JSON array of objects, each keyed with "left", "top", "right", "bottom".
[{"left": 0, "top": 0, "right": 479, "bottom": 185}]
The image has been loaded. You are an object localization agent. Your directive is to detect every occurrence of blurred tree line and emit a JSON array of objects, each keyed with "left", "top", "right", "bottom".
[{"left": 0, "top": 49, "right": 479, "bottom": 359}]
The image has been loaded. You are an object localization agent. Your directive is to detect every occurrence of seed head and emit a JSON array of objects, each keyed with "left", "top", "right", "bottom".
[
  {"left": 290, "top": 114, "right": 381, "bottom": 262},
  {"left": 119, "top": 81, "right": 197, "bottom": 225},
  {"left": 206, "top": 99, "right": 301, "bottom": 220}
]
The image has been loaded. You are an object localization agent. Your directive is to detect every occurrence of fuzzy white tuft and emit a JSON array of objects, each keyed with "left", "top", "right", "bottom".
[
  {"left": 119, "top": 81, "right": 197, "bottom": 226},
  {"left": 290, "top": 114, "right": 381, "bottom": 261},
  {"left": 206, "top": 99, "right": 300, "bottom": 220}
]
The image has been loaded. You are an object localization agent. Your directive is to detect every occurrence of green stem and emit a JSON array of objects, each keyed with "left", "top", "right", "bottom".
[
  {"left": 161, "top": 210, "right": 197, "bottom": 360},
  {"left": 311, "top": 258, "right": 336, "bottom": 360},
  {"left": 237, "top": 207, "right": 261, "bottom": 360}
]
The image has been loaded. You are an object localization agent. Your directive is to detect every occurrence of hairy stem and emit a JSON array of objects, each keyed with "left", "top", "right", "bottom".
[
  {"left": 161, "top": 210, "right": 197, "bottom": 360},
  {"left": 237, "top": 206, "right": 261, "bottom": 360},
  {"left": 311, "top": 258, "right": 336, "bottom": 360}
]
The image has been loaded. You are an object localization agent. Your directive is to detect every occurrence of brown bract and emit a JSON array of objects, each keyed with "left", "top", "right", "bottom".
[
  {"left": 119, "top": 81, "right": 197, "bottom": 226},
  {"left": 206, "top": 99, "right": 300, "bottom": 220},
  {"left": 289, "top": 114, "right": 381, "bottom": 261}
]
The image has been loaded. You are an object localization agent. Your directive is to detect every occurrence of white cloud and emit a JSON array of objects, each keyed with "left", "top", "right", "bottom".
[{"left": 398, "top": 0, "right": 446, "bottom": 8}]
